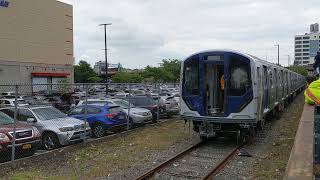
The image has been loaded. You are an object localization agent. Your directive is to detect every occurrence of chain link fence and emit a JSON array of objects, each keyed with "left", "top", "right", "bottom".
[{"left": 0, "top": 83, "right": 180, "bottom": 166}]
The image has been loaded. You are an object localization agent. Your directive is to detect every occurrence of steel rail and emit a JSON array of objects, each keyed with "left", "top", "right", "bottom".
[
  {"left": 202, "top": 142, "right": 246, "bottom": 180},
  {"left": 135, "top": 141, "right": 204, "bottom": 180}
]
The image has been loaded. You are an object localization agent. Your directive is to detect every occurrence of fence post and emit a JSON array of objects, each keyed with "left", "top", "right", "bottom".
[
  {"left": 127, "top": 84, "right": 132, "bottom": 131},
  {"left": 11, "top": 85, "right": 18, "bottom": 167},
  {"left": 157, "top": 83, "right": 160, "bottom": 122},
  {"left": 83, "top": 84, "right": 89, "bottom": 145}
]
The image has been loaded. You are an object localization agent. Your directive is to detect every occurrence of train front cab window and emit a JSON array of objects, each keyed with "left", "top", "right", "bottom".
[
  {"left": 184, "top": 60, "right": 199, "bottom": 95},
  {"left": 227, "top": 56, "right": 251, "bottom": 96}
]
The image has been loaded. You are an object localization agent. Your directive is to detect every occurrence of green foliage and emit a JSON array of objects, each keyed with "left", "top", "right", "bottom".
[
  {"left": 112, "top": 72, "right": 143, "bottom": 83},
  {"left": 287, "top": 66, "right": 308, "bottom": 76},
  {"left": 74, "top": 59, "right": 181, "bottom": 83},
  {"left": 74, "top": 61, "right": 102, "bottom": 83},
  {"left": 142, "top": 59, "right": 181, "bottom": 83},
  {"left": 57, "top": 78, "right": 71, "bottom": 93}
]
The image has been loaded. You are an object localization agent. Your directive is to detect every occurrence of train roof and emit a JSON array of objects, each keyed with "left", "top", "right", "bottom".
[{"left": 183, "top": 49, "right": 302, "bottom": 76}]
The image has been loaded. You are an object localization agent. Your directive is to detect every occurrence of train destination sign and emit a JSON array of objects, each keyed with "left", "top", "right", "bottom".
[{"left": 0, "top": 0, "right": 9, "bottom": 8}]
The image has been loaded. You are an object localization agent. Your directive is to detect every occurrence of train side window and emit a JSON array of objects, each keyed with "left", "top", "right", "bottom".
[
  {"left": 228, "top": 56, "right": 251, "bottom": 96},
  {"left": 184, "top": 59, "right": 199, "bottom": 95},
  {"left": 269, "top": 68, "right": 273, "bottom": 87}
]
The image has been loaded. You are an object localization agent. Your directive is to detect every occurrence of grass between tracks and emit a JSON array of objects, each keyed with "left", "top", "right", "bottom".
[
  {"left": 252, "top": 93, "right": 304, "bottom": 179},
  {"left": 4, "top": 120, "right": 195, "bottom": 180}
]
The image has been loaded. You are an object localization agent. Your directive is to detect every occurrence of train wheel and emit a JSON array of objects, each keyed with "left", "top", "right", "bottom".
[
  {"left": 236, "top": 130, "right": 246, "bottom": 144},
  {"left": 257, "top": 120, "right": 264, "bottom": 131},
  {"left": 200, "top": 135, "right": 208, "bottom": 141}
]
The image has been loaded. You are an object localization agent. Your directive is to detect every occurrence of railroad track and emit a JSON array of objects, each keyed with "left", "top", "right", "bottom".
[{"left": 135, "top": 139, "right": 246, "bottom": 180}]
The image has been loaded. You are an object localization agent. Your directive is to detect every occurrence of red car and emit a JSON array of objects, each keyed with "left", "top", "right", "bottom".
[{"left": 0, "top": 112, "right": 41, "bottom": 161}]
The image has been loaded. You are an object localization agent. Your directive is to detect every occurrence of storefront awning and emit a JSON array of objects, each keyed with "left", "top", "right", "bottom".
[{"left": 31, "top": 72, "right": 70, "bottom": 77}]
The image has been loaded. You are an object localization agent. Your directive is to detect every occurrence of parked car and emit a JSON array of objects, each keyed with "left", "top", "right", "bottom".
[
  {"left": 0, "top": 92, "right": 16, "bottom": 97},
  {"left": 129, "top": 96, "right": 167, "bottom": 121},
  {"left": 0, "top": 111, "right": 41, "bottom": 160},
  {"left": 76, "top": 98, "right": 111, "bottom": 107},
  {"left": 104, "top": 99, "right": 153, "bottom": 126},
  {"left": 0, "top": 106, "right": 91, "bottom": 150},
  {"left": 171, "top": 93, "right": 180, "bottom": 106},
  {"left": 0, "top": 98, "right": 29, "bottom": 107},
  {"left": 36, "top": 90, "right": 61, "bottom": 97},
  {"left": 68, "top": 104, "right": 127, "bottom": 137},
  {"left": 132, "top": 90, "right": 146, "bottom": 96},
  {"left": 44, "top": 96, "right": 72, "bottom": 113},
  {"left": 163, "top": 96, "right": 179, "bottom": 116},
  {"left": 23, "top": 96, "right": 50, "bottom": 105}
]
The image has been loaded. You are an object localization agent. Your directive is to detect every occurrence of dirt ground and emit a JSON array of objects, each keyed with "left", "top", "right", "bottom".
[
  {"left": 2, "top": 120, "right": 198, "bottom": 180},
  {"left": 250, "top": 93, "right": 305, "bottom": 179}
]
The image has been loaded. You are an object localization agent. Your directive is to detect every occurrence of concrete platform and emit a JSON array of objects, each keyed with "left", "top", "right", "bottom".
[{"left": 284, "top": 104, "right": 314, "bottom": 180}]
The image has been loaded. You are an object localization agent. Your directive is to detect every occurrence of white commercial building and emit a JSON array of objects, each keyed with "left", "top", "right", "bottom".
[{"left": 294, "top": 23, "right": 320, "bottom": 66}]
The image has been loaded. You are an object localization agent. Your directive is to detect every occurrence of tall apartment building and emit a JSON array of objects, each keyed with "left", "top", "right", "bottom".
[
  {"left": 0, "top": 0, "right": 74, "bottom": 92},
  {"left": 294, "top": 23, "right": 320, "bottom": 66}
]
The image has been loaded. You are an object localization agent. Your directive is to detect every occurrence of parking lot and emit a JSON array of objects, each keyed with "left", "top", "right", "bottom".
[{"left": 0, "top": 83, "right": 180, "bottom": 164}]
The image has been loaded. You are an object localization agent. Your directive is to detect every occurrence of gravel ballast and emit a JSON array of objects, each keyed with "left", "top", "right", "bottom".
[{"left": 215, "top": 93, "right": 305, "bottom": 180}]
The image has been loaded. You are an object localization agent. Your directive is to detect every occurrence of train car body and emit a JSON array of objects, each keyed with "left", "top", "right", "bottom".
[{"left": 180, "top": 50, "right": 305, "bottom": 140}]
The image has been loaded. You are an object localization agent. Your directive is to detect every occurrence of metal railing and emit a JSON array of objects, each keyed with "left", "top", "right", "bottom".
[{"left": 0, "top": 82, "right": 180, "bottom": 167}]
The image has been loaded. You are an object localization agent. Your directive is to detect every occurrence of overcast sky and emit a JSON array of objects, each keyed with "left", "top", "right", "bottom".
[{"left": 60, "top": 0, "right": 319, "bottom": 68}]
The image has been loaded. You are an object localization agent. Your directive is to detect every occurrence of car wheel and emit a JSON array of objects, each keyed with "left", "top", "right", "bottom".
[
  {"left": 128, "top": 118, "right": 134, "bottom": 129},
  {"left": 92, "top": 124, "right": 105, "bottom": 138},
  {"left": 42, "top": 132, "right": 60, "bottom": 150}
]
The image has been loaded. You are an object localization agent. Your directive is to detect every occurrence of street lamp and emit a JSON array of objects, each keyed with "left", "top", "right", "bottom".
[
  {"left": 100, "top": 23, "right": 112, "bottom": 95},
  {"left": 275, "top": 44, "right": 280, "bottom": 65}
]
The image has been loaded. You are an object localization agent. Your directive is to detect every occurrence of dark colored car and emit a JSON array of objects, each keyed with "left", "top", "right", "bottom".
[
  {"left": 69, "top": 104, "right": 127, "bottom": 137},
  {"left": 44, "top": 96, "right": 72, "bottom": 113},
  {"left": 35, "top": 90, "right": 61, "bottom": 97},
  {"left": 0, "top": 112, "right": 41, "bottom": 161},
  {"left": 129, "top": 96, "right": 167, "bottom": 121}
]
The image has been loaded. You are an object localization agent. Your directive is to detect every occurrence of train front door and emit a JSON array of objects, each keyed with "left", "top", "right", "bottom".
[{"left": 202, "top": 54, "right": 225, "bottom": 116}]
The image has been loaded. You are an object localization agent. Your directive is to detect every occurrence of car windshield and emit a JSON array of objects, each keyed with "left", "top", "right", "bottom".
[
  {"left": 14, "top": 100, "right": 27, "bottom": 104},
  {"left": 0, "top": 112, "right": 14, "bottom": 125},
  {"left": 114, "top": 100, "right": 134, "bottom": 109},
  {"left": 86, "top": 101, "right": 110, "bottom": 105},
  {"left": 131, "top": 97, "right": 156, "bottom": 106},
  {"left": 33, "top": 107, "right": 67, "bottom": 121}
]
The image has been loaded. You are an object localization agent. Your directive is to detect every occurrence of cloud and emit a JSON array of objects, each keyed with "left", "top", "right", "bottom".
[{"left": 59, "top": 0, "right": 320, "bottom": 68}]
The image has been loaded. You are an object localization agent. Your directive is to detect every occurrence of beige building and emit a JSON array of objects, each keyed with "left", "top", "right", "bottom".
[{"left": 0, "top": 0, "right": 73, "bottom": 92}]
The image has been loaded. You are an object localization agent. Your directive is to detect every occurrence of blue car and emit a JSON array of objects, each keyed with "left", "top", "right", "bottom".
[{"left": 68, "top": 104, "right": 127, "bottom": 137}]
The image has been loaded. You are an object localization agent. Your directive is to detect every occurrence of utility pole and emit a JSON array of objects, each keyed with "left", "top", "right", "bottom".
[
  {"left": 275, "top": 44, "right": 280, "bottom": 65},
  {"left": 100, "top": 23, "right": 112, "bottom": 96}
]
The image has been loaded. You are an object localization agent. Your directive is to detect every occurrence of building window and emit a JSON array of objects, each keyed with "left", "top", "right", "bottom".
[
  {"left": 303, "top": 57, "right": 309, "bottom": 59},
  {"left": 303, "top": 45, "right": 309, "bottom": 48},
  {"left": 295, "top": 37, "right": 302, "bottom": 40},
  {"left": 296, "top": 57, "right": 302, "bottom": 60},
  {"left": 303, "top": 61, "right": 309, "bottom": 64},
  {"left": 295, "top": 53, "right": 302, "bottom": 56},
  {"left": 303, "top": 41, "right": 309, "bottom": 43},
  {"left": 303, "top": 53, "right": 309, "bottom": 56},
  {"left": 295, "top": 45, "right": 302, "bottom": 48},
  {"left": 303, "top": 49, "right": 309, "bottom": 52},
  {"left": 303, "top": 36, "right": 310, "bottom": 39},
  {"left": 296, "top": 41, "right": 302, "bottom": 44},
  {"left": 295, "top": 49, "right": 302, "bottom": 52}
]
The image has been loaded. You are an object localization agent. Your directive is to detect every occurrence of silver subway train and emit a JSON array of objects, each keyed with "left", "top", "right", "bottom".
[{"left": 180, "top": 50, "right": 306, "bottom": 140}]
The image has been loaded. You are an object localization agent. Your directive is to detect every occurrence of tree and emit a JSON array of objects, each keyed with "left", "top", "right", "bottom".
[
  {"left": 74, "top": 61, "right": 102, "bottom": 83},
  {"left": 112, "top": 72, "right": 143, "bottom": 83},
  {"left": 161, "top": 59, "right": 181, "bottom": 82},
  {"left": 141, "top": 59, "right": 181, "bottom": 83},
  {"left": 287, "top": 66, "right": 308, "bottom": 76}
]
